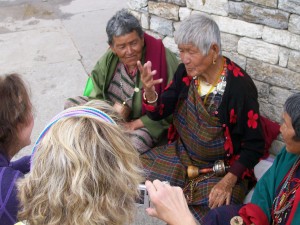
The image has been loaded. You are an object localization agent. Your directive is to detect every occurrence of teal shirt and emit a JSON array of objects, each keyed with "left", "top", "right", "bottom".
[{"left": 251, "top": 147, "right": 300, "bottom": 225}]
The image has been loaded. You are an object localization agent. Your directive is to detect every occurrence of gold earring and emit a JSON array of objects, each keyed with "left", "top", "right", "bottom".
[{"left": 213, "top": 58, "right": 216, "bottom": 65}]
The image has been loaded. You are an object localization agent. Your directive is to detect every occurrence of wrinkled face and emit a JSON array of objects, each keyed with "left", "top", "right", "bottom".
[
  {"left": 110, "top": 30, "right": 144, "bottom": 68},
  {"left": 178, "top": 43, "right": 213, "bottom": 77},
  {"left": 280, "top": 112, "right": 300, "bottom": 154}
]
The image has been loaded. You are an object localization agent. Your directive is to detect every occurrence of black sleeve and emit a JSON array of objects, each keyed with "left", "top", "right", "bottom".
[{"left": 144, "top": 64, "right": 187, "bottom": 121}]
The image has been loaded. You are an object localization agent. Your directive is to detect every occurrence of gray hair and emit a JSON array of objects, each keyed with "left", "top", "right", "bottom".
[
  {"left": 284, "top": 92, "right": 300, "bottom": 139},
  {"left": 174, "top": 14, "right": 221, "bottom": 55},
  {"left": 106, "top": 9, "right": 144, "bottom": 45}
]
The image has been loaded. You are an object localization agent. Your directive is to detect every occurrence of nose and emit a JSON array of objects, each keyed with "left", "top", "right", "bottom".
[
  {"left": 126, "top": 45, "right": 133, "bottom": 54},
  {"left": 181, "top": 53, "right": 190, "bottom": 64}
]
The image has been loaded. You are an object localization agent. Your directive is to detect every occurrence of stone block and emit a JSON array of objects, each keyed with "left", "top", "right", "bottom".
[
  {"left": 238, "top": 37, "right": 279, "bottom": 64},
  {"left": 246, "top": 58, "right": 300, "bottom": 90},
  {"left": 173, "top": 21, "right": 181, "bottom": 33},
  {"left": 269, "top": 86, "right": 294, "bottom": 107},
  {"left": 222, "top": 51, "right": 246, "bottom": 69},
  {"left": 278, "top": 0, "right": 300, "bottom": 15},
  {"left": 288, "top": 50, "right": 300, "bottom": 73},
  {"left": 245, "top": 0, "right": 277, "bottom": 8},
  {"left": 163, "top": 36, "right": 179, "bottom": 56},
  {"left": 179, "top": 7, "right": 192, "bottom": 21},
  {"left": 156, "top": 0, "right": 186, "bottom": 7},
  {"left": 148, "top": 1, "right": 179, "bottom": 20},
  {"left": 210, "top": 15, "right": 263, "bottom": 38},
  {"left": 145, "top": 30, "right": 164, "bottom": 40},
  {"left": 150, "top": 16, "right": 173, "bottom": 36},
  {"left": 278, "top": 47, "right": 290, "bottom": 68},
  {"left": 229, "top": 2, "right": 289, "bottom": 29},
  {"left": 221, "top": 32, "right": 239, "bottom": 52},
  {"left": 187, "top": 0, "right": 229, "bottom": 16},
  {"left": 253, "top": 80, "right": 269, "bottom": 101},
  {"left": 259, "top": 102, "right": 282, "bottom": 123},
  {"left": 141, "top": 13, "right": 150, "bottom": 30},
  {"left": 127, "top": 0, "right": 148, "bottom": 10},
  {"left": 289, "top": 14, "right": 300, "bottom": 35},
  {"left": 130, "top": 10, "right": 142, "bottom": 21},
  {"left": 263, "top": 26, "right": 300, "bottom": 51}
]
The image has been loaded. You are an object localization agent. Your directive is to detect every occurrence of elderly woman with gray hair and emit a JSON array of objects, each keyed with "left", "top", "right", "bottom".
[
  {"left": 138, "top": 14, "right": 269, "bottom": 222},
  {"left": 66, "top": 9, "right": 178, "bottom": 153}
]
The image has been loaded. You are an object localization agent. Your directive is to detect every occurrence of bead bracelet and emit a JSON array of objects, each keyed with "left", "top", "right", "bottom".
[{"left": 143, "top": 91, "right": 158, "bottom": 104}]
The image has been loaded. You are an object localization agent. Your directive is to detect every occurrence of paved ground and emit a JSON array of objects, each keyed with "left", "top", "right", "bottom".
[{"left": 0, "top": 0, "right": 163, "bottom": 224}]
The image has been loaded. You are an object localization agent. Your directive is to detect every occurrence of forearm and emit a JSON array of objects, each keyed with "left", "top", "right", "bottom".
[
  {"left": 222, "top": 172, "right": 238, "bottom": 187},
  {"left": 169, "top": 214, "right": 197, "bottom": 225}
]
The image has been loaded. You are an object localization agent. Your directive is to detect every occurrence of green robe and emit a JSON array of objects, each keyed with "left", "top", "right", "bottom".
[
  {"left": 251, "top": 147, "right": 300, "bottom": 225},
  {"left": 84, "top": 47, "right": 178, "bottom": 141}
]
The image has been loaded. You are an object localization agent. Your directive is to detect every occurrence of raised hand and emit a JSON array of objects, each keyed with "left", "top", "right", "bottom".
[{"left": 137, "top": 60, "right": 162, "bottom": 92}]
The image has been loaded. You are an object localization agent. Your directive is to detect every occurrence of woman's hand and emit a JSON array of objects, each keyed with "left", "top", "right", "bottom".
[
  {"left": 145, "top": 180, "right": 197, "bottom": 225},
  {"left": 137, "top": 60, "right": 162, "bottom": 94},
  {"left": 208, "top": 172, "right": 237, "bottom": 209}
]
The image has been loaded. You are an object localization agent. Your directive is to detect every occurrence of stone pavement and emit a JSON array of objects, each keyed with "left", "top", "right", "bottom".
[{"left": 0, "top": 0, "right": 163, "bottom": 224}]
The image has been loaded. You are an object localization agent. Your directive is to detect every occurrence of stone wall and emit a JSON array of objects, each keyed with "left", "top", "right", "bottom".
[{"left": 127, "top": 0, "right": 300, "bottom": 155}]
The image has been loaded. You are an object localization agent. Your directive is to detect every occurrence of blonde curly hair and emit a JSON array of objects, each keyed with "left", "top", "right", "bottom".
[{"left": 17, "top": 100, "right": 144, "bottom": 225}]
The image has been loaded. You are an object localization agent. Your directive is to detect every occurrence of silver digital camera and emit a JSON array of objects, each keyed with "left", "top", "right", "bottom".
[
  {"left": 136, "top": 184, "right": 150, "bottom": 207},
  {"left": 136, "top": 181, "right": 170, "bottom": 207}
]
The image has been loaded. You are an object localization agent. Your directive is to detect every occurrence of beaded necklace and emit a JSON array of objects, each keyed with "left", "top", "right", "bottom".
[
  {"left": 194, "top": 57, "right": 227, "bottom": 106},
  {"left": 272, "top": 156, "right": 300, "bottom": 224}
]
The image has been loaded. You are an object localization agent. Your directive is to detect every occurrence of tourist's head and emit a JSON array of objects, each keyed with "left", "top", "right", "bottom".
[
  {"left": 17, "top": 101, "right": 143, "bottom": 225},
  {"left": 0, "top": 73, "right": 33, "bottom": 158}
]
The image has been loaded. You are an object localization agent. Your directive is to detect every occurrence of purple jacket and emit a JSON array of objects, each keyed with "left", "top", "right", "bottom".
[{"left": 0, "top": 152, "right": 30, "bottom": 225}]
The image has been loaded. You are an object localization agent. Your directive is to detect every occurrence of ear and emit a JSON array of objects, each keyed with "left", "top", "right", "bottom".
[
  {"left": 210, "top": 43, "right": 220, "bottom": 56},
  {"left": 110, "top": 44, "right": 116, "bottom": 54}
]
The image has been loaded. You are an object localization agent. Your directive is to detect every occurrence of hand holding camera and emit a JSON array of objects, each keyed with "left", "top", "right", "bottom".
[{"left": 144, "top": 180, "right": 197, "bottom": 225}]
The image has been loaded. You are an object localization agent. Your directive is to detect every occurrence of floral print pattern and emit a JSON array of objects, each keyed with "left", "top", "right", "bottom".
[
  {"left": 248, "top": 110, "right": 259, "bottom": 129},
  {"left": 227, "top": 61, "right": 244, "bottom": 77}
]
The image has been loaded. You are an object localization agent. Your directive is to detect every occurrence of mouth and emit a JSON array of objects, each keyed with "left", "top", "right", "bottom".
[
  {"left": 126, "top": 55, "right": 137, "bottom": 59},
  {"left": 186, "top": 68, "right": 195, "bottom": 74}
]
